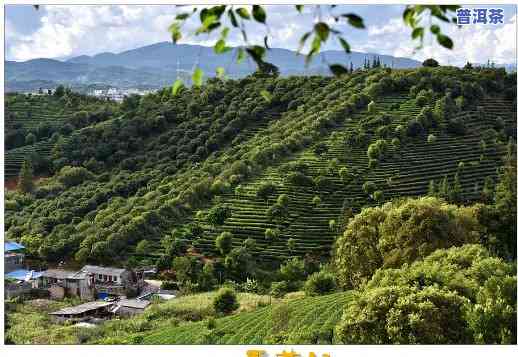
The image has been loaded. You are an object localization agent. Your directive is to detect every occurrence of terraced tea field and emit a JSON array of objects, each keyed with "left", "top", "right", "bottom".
[
  {"left": 143, "top": 291, "right": 354, "bottom": 344},
  {"left": 182, "top": 93, "right": 515, "bottom": 261}
]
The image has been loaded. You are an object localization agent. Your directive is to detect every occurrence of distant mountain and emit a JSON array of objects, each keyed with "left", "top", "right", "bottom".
[{"left": 6, "top": 42, "right": 423, "bottom": 91}]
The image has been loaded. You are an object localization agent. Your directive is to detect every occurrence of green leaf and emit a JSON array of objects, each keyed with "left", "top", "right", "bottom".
[
  {"left": 246, "top": 46, "right": 266, "bottom": 65},
  {"left": 252, "top": 5, "right": 266, "bottom": 23},
  {"left": 192, "top": 68, "right": 203, "bottom": 87},
  {"left": 295, "top": 5, "right": 304, "bottom": 13},
  {"left": 175, "top": 13, "right": 190, "bottom": 20},
  {"left": 228, "top": 9, "right": 238, "bottom": 27},
  {"left": 430, "top": 24, "right": 440, "bottom": 34},
  {"left": 172, "top": 79, "right": 183, "bottom": 96},
  {"left": 260, "top": 90, "right": 272, "bottom": 102},
  {"left": 221, "top": 27, "right": 229, "bottom": 39},
  {"left": 338, "top": 37, "right": 351, "bottom": 53},
  {"left": 297, "top": 31, "right": 311, "bottom": 53},
  {"left": 214, "top": 39, "right": 231, "bottom": 54},
  {"left": 216, "top": 67, "right": 225, "bottom": 79},
  {"left": 342, "top": 14, "right": 365, "bottom": 29},
  {"left": 314, "top": 22, "right": 330, "bottom": 42},
  {"left": 411, "top": 27, "right": 424, "bottom": 39},
  {"left": 236, "top": 7, "right": 250, "bottom": 19},
  {"left": 237, "top": 48, "right": 247, "bottom": 63},
  {"left": 329, "top": 64, "right": 348, "bottom": 76},
  {"left": 168, "top": 23, "right": 182, "bottom": 44},
  {"left": 437, "top": 34, "right": 453, "bottom": 49}
]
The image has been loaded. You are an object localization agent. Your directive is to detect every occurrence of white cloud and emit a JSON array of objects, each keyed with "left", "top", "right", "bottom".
[
  {"left": 5, "top": 5, "right": 516, "bottom": 66},
  {"left": 358, "top": 14, "right": 516, "bottom": 66}
]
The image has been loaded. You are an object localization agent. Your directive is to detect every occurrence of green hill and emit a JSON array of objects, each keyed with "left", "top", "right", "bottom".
[
  {"left": 4, "top": 67, "right": 516, "bottom": 267},
  {"left": 5, "top": 91, "right": 118, "bottom": 180}
]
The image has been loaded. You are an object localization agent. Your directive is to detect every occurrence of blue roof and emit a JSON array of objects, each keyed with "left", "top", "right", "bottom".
[
  {"left": 5, "top": 269, "right": 42, "bottom": 281},
  {"left": 5, "top": 241, "right": 25, "bottom": 252}
]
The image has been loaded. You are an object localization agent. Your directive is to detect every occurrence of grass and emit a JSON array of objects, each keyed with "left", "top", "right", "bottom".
[{"left": 141, "top": 291, "right": 354, "bottom": 344}]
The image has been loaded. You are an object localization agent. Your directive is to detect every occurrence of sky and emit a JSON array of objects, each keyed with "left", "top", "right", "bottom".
[{"left": 5, "top": 4, "right": 517, "bottom": 66}]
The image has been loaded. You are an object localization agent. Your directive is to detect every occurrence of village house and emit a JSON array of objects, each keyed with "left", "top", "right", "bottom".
[
  {"left": 4, "top": 241, "right": 43, "bottom": 299},
  {"left": 113, "top": 298, "right": 151, "bottom": 317},
  {"left": 39, "top": 265, "right": 145, "bottom": 301},
  {"left": 5, "top": 241, "right": 26, "bottom": 273},
  {"left": 49, "top": 301, "right": 114, "bottom": 323}
]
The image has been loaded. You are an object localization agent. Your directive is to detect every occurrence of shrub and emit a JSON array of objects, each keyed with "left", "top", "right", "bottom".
[
  {"left": 427, "top": 134, "right": 437, "bottom": 144},
  {"left": 265, "top": 228, "right": 279, "bottom": 241},
  {"left": 135, "top": 240, "right": 151, "bottom": 255},
  {"left": 270, "top": 281, "right": 289, "bottom": 298},
  {"left": 212, "top": 287, "right": 239, "bottom": 314},
  {"left": 304, "top": 272, "right": 337, "bottom": 296},
  {"left": 215, "top": 231, "right": 233, "bottom": 255},
  {"left": 312, "top": 196, "right": 321, "bottom": 207},
  {"left": 334, "top": 197, "right": 480, "bottom": 288},
  {"left": 256, "top": 182, "right": 277, "bottom": 200},
  {"left": 407, "top": 119, "right": 424, "bottom": 137},
  {"left": 373, "top": 190, "right": 384, "bottom": 202},
  {"left": 56, "top": 166, "right": 94, "bottom": 187},
  {"left": 422, "top": 58, "right": 439, "bottom": 67},
  {"left": 362, "top": 181, "right": 377, "bottom": 195}
]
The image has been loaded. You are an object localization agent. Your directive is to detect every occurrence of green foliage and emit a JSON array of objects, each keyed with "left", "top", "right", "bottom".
[
  {"left": 336, "top": 244, "right": 516, "bottom": 344},
  {"left": 135, "top": 240, "right": 151, "bottom": 255},
  {"left": 304, "top": 271, "right": 337, "bottom": 296},
  {"left": 256, "top": 182, "right": 277, "bottom": 200},
  {"left": 56, "top": 166, "right": 94, "bottom": 188},
  {"left": 213, "top": 287, "right": 239, "bottom": 315},
  {"left": 334, "top": 197, "right": 481, "bottom": 288},
  {"left": 206, "top": 204, "right": 232, "bottom": 226},
  {"left": 18, "top": 159, "right": 34, "bottom": 193},
  {"left": 215, "top": 231, "right": 233, "bottom": 255}
]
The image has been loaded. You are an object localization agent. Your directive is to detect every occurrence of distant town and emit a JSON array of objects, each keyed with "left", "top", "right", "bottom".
[{"left": 22, "top": 87, "right": 157, "bottom": 102}]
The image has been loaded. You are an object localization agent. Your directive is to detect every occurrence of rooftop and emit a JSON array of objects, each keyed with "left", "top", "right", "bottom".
[
  {"left": 81, "top": 265, "right": 127, "bottom": 276},
  {"left": 41, "top": 269, "right": 76, "bottom": 280},
  {"left": 5, "top": 241, "right": 25, "bottom": 252},
  {"left": 118, "top": 299, "right": 151, "bottom": 309},
  {"left": 5, "top": 269, "right": 42, "bottom": 281},
  {"left": 49, "top": 301, "right": 114, "bottom": 316}
]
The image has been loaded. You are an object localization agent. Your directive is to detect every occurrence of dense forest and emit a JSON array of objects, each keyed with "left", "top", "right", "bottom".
[{"left": 4, "top": 64, "right": 517, "bottom": 344}]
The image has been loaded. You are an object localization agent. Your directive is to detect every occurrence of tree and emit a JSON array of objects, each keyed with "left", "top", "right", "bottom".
[
  {"left": 422, "top": 58, "right": 439, "bottom": 67},
  {"left": 304, "top": 271, "right": 337, "bottom": 296},
  {"left": 206, "top": 204, "right": 232, "bottom": 226},
  {"left": 135, "top": 240, "right": 151, "bottom": 255},
  {"left": 56, "top": 166, "right": 94, "bottom": 187},
  {"left": 427, "top": 134, "right": 437, "bottom": 144},
  {"left": 279, "top": 257, "right": 305, "bottom": 282},
  {"left": 215, "top": 231, "right": 233, "bottom": 255},
  {"left": 264, "top": 228, "right": 279, "bottom": 241},
  {"left": 362, "top": 181, "right": 377, "bottom": 195},
  {"left": 213, "top": 287, "right": 239, "bottom": 314},
  {"left": 334, "top": 197, "right": 480, "bottom": 288},
  {"left": 25, "top": 132, "right": 36, "bottom": 145},
  {"left": 172, "top": 256, "right": 194, "bottom": 285},
  {"left": 18, "top": 159, "right": 34, "bottom": 193},
  {"left": 287, "top": 238, "right": 296, "bottom": 253},
  {"left": 312, "top": 196, "right": 321, "bottom": 208},
  {"left": 337, "top": 285, "right": 470, "bottom": 344},
  {"left": 256, "top": 182, "right": 277, "bottom": 201}
]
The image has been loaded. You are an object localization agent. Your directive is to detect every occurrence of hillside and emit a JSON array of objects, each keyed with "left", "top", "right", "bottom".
[
  {"left": 5, "top": 91, "right": 119, "bottom": 181},
  {"left": 5, "top": 66, "right": 516, "bottom": 267},
  {"left": 6, "top": 42, "right": 421, "bottom": 91},
  {"left": 4, "top": 65, "right": 517, "bottom": 346}
]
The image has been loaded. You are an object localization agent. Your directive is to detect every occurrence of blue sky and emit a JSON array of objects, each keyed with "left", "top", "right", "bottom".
[{"left": 5, "top": 4, "right": 517, "bottom": 66}]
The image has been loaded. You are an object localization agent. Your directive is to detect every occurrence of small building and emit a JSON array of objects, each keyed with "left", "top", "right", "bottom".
[
  {"left": 4, "top": 269, "right": 43, "bottom": 299},
  {"left": 38, "top": 265, "right": 144, "bottom": 301},
  {"left": 113, "top": 298, "right": 151, "bottom": 317},
  {"left": 5, "top": 241, "right": 25, "bottom": 273},
  {"left": 49, "top": 301, "right": 114, "bottom": 323}
]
